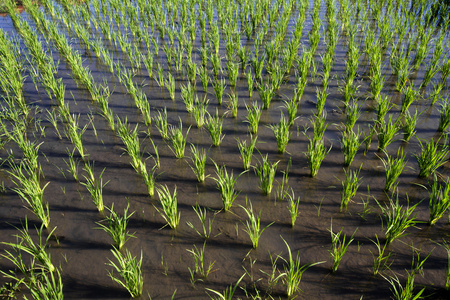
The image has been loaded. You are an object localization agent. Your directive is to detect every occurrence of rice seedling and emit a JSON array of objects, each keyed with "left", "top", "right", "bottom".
[
  {"left": 403, "top": 110, "right": 418, "bottom": 142},
  {"left": 329, "top": 221, "right": 356, "bottom": 273},
  {"left": 245, "top": 103, "right": 262, "bottom": 134},
  {"left": 240, "top": 200, "right": 272, "bottom": 249},
  {"left": 345, "top": 100, "right": 362, "bottom": 133},
  {"left": 2, "top": 219, "right": 55, "bottom": 273},
  {"left": 139, "top": 161, "right": 157, "bottom": 197},
  {"left": 191, "top": 96, "right": 209, "bottom": 128},
  {"left": 401, "top": 84, "right": 420, "bottom": 115},
  {"left": 64, "top": 148, "right": 79, "bottom": 182},
  {"left": 227, "top": 92, "right": 238, "bottom": 118},
  {"left": 375, "top": 95, "right": 393, "bottom": 125},
  {"left": 46, "top": 109, "right": 62, "bottom": 139},
  {"left": 206, "top": 109, "right": 225, "bottom": 147},
  {"left": 436, "top": 239, "right": 450, "bottom": 289},
  {"left": 269, "top": 112, "right": 291, "bottom": 154},
  {"left": 227, "top": 61, "right": 239, "bottom": 87},
  {"left": 181, "top": 82, "right": 195, "bottom": 113},
  {"left": 236, "top": 134, "right": 258, "bottom": 171},
  {"left": 155, "top": 185, "right": 180, "bottom": 229},
  {"left": 206, "top": 274, "right": 245, "bottom": 300},
  {"left": 380, "top": 149, "right": 407, "bottom": 192},
  {"left": 341, "top": 127, "right": 363, "bottom": 167},
  {"left": 165, "top": 73, "right": 176, "bottom": 100},
  {"left": 186, "top": 204, "right": 215, "bottom": 240},
  {"left": 188, "top": 145, "right": 209, "bottom": 182},
  {"left": 377, "top": 192, "right": 420, "bottom": 245},
  {"left": 247, "top": 72, "right": 254, "bottom": 98},
  {"left": 187, "top": 241, "right": 215, "bottom": 280},
  {"left": 258, "top": 82, "right": 274, "bottom": 110},
  {"left": 286, "top": 189, "right": 300, "bottom": 227},
  {"left": 304, "top": 130, "right": 332, "bottom": 177},
  {"left": 107, "top": 247, "right": 143, "bottom": 298},
  {"left": 116, "top": 118, "right": 142, "bottom": 173},
  {"left": 279, "top": 237, "right": 324, "bottom": 297},
  {"left": 415, "top": 136, "right": 449, "bottom": 178},
  {"left": 212, "top": 162, "right": 244, "bottom": 212},
  {"left": 284, "top": 98, "right": 299, "bottom": 127},
  {"left": 369, "top": 235, "right": 392, "bottom": 275},
  {"left": 427, "top": 175, "right": 450, "bottom": 226},
  {"left": 212, "top": 78, "right": 226, "bottom": 105},
  {"left": 154, "top": 108, "right": 169, "bottom": 140},
  {"left": 340, "top": 166, "right": 362, "bottom": 212},
  {"left": 65, "top": 114, "right": 88, "bottom": 160},
  {"left": 210, "top": 53, "right": 222, "bottom": 78},
  {"left": 97, "top": 203, "right": 135, "bottom": 250},
  {"left": 377, "top": 115, "right": 400, "bottom": 152},
  {"left": 199, "top": 65, "right": 209, "bottom": 93},
  {"left": 82, "top": 166, "right": 107, "bottom": 213},
  {"left": 254, "top": 154, "right": 279, "bottom": 195},
  {"left": 168, "top": 119, "right": 190, "bottom": 159},
  {"left": 9, "top": 162, "right": 50, "bottom": 229},
  {"left": 438, "top": 97, "right": 450, "bottom": 132}
]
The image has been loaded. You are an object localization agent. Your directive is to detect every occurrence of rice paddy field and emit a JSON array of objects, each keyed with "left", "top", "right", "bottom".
[{"left": 1, "top": 0, "right": 450, "bottom": 299}]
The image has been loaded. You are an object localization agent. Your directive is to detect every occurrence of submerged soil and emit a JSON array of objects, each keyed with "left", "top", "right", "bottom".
[{"left": 1, "top": 0, "right": 450, "bottom": 299}]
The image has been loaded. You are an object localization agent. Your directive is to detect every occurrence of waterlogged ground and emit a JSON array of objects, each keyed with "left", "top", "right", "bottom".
[{"left": 1, "top": 0, "right": 450, "bottom": 299}]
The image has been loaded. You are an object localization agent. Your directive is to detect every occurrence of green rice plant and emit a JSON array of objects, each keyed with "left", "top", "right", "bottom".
[
  {"left": 431, "top": 82, "right": 445, "bottom": 105},
  {"left": 212, "top": 162, "right": 244, "bottom": 212},
  {"left": 116, "top": 119, "right": 142, "bottom": 173},
  {"left": 284, "top": 98, "right": 299, "bottom": 127},
  {"left": 186, "top": 204, "right": 215, "bottom": 240},
  {"left": 155, "top": 185, "right": 180, "bottom": 229},
  {"left": 107, "top": 247, "right": 143, "bottom": 298},
  {"left": 380, "top": 149, "right": 407, "bottom": 192},
  {"left": 341, "top": 127, "right": 363, "bottom": 167},
  {"left": 187, "top": 241, "right": 215, "bottom": 279},
  {"left": 428, "top": 175, "right": 450, "bottom": 226},
  {"left": 377, "top": 192, "right": 420, "bottom": 245},
  {"left": 64, "top": 148, "right": 79, "bottom": 182},
  {"left": 254, "top": 154, "right": 279, "bottom": 195},
  {"left": 9, "top": 162, "right": 50, "bottom": 229},
  {"left": 81, "top": 167, "right": 107, "bottom": 213},
  {"left": 46, "top": 109, "right": 62, "bottom": 139},
  {"left": 286, "top": 189, "right": 300, "bottom": 227},
  {"left": 345, "top": 100, "right": 362, "bottom": 133},
  {"left": 304, "top": 131, "right": 332, "bottom": 177},
  {"left": 247, "top": 72, "right": 254, "bottom": 98},
  {"left": 185, "top": 58, "right": 197, "bottom": 84},
  {"left": 227, "top": 92, "right": 238, "bottom": 118},
  {"left": 436, "top": 239, "right": 450, "bottom": 289},
  {"left": 97, "top": 203, "right": 135, "bottom": 250},
  {"left": 180, "top": 82, "right": 195, "bottom": 113},
  {"left": 369, "top": 63, "right": 385, "bottom": 100},
  {"left": 438, "top": 97, "right": 450, "bottom": 132},
  {"left": 199, "top": 65, "right": 209, "bottom": 93},
  {"left": 139, "top": 161, "right": 157, "bottom": 197},
  {"left": 403, "top": 110, "right": 418, "bottom": 142},
  {"left": 191, "top": 96, "right": 209, "bottom": 128},
  {"left": 369, "top": 235, "right": 392, "bottom": 275},
  {"left": 377, "top": 115, "right": 400, "bottom": 152},
  {"left": 329, "top": 221, "right": 356, "bottom": 273},
  {"left": 168, "top": 119, "right": 190, "bottom": 159},
  {"left": 2, "top": 219, "right": 55, "bottom": 273},
  {"left": 240, "top": 200, "right": 272, "bottom": 249},
  {"left": 206, "top": 109, "right": 225, "bottom": 147},
  {"left": 65, "top": 114, "right": 88, "bottom": 160},
  {"left": 269, "top": 112, "right": 291, "bottom": 154},
  {"left": 316, "top": 88, "right": 328, "bottom": 117},
  {"left": 245, "top": 103, "right": 262, "bottom": 134},
  {"left": 383, "top": 250, "right": 430, "bottom": 300},
  {"left": 155, "top": 63, "right": 164, "bottom": 87},
  {"left": 188, "top": 145, "right": 209, "bottom": 182},
  {"left": 154, "top": 108, "right": 169, "bottom": 140},
  {"left": 258, "top": 82, "right": 274, "bottom": 110},
  {"left": 206, "top": 274, "right": 245, "bottom": 300},
  {"left": 415, "top": 137, "right": 449, "bottom": 178},
  {"left": 210, "top": 53, "right": 222, "bottom": 78},
  {"left": 401, "top": 84, "right": 420, "bottom": 115},
  {"left": 279, "top": 237, "right": 324, "bottom": 297},
  {"left": 143, "top": 51, "right": 154, "bottom": 78},
  {"left": 375, "top": 95, "right": 393, "bottom": 125},
  {"left": 212, "top": 78, "right": 226, "bottom": 105},
  {"left": 227, "top": 61, "right": 239, "bottom": 87},
  {"left": 237, "top": 134, "right": 258, "bottom": 170},
  {"left": 164, "top": 73, "right": 176, "bottom": 100},
  {"left": 340, "top": 166, "right": 362, "bottom": 212}
]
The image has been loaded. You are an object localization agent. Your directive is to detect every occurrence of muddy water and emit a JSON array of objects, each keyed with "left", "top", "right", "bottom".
[{"left": 1, "top": 0, "right": 450, "bottom": 299}]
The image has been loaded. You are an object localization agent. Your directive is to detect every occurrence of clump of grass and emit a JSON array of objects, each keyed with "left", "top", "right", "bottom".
[
  {"left": 377, "top": 115, "right": 400, "bottom": 152},
  {"left": 286, "top": 189, "right": 300, "bottom": 227},
  {"left": 187, "top": 241, "right": 215, "bottom": 280},
  {"left": 81, "top": 164, "right": 107, "bottom": 213},
  {"left": 329, "top": 221, "right": 356, "bottom": 273},
  {"left": 240, "top": 199, "right": 272, "bottom": 249},
  {"left": 186, "top": 204, "right": 215, "bottom": 240},
  {"left": 438, "top": 97, "right": 450, "bottom": 132},
  {"left": 279, "top": 237, "right": 324, "bottom": 298},
  {"left": 380, "top": 149, "right": 407, "bottom": 192},
  {"left": 403, "top": 110, "right": 418, "bottom": 142},
  {"left": 97, "top": 203, "right": 135, "bottom": 250},
  {"left": 341, "top": 127, "right": 363, "bottom": 167},
  {"left": 188, "top": 145, "right": 209, "bottom": 182},
  {"left": 168, "top": 119, "right": 190, "bottom": 159},
  {"left": 254, "top": 155, "right": 279, "bottom": 195},
  {"left": 237, "top": 134, "right": 258, "bottom": 170},
  {"left": 227, "top": 91, "right": 238, "bottom": 118},
  {"left": 180, "top": 82, "right": 195, "bottom": 113},
  {"left": 401, "top": 84, "right": 420, "bottom": 115},
  {"left": 415, "top": 137, "right": 449, "bottom": 178},
  {"left": 212, "top": 78, "right": 226, "bottom": 105},
  {"left": 369, "top": 235, "right": 392, "bottom": 275},
  {"left": 191, "top": 96, "right": 209, "bottom": 128},
  {"left": 428, "top": 175, "right": 450, "bottom": 226},
  {"left": 155, "top": 185, "right": 180, "bottom": 229},
  {"left": 107, "top": 248, "right": 143, "bottom": 298},
  {"left": 206, "top": 109, "right": 225, "bottom": 147},
  {"left": 213, "top": 162, "right": 244, "bottom": 212},
  {"left": 245, "top": 103, "right": 262, "bottom": 134},
  {"left": 304, "top": 129, "right": 332, "bottom": 177},
  {"left": 340, "top": 166, "right": 362, "bottom": 212},
  {"left": 269, "top": 112, "right": 291, "bottom": 154},
  {"left": 154, "top": 108, "right": 169, "bottom": 140}
]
